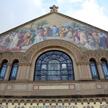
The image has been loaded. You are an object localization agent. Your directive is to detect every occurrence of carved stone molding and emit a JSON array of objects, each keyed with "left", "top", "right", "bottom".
[
  {"left": 0, "top": 97, "right": 107, "bottom": 105},
  {"left": 0, "top": 52, "right": 24, "bottom": 64},
  {"left": 97, "top": 62, "right": 102, "bottom": 65},
  {"left": 0, "top": 40, "right": 108, "bottom": 66},
  {"left": 83, "top": 50, "right": 108, "bottom": 63},
  {"left": 18, "top": 63, "right": 32, "bottom": 66},
  {"left": 76, "top": 62, "right": 90, "bottom": 65},
  {"left": 25, "top": 39, "right": 83, "bottom": 63},
  {"left": 7, "top": 63, "right": 12, "bottom": 66}
]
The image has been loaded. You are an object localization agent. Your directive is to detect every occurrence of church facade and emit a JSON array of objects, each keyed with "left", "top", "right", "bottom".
[{"left": 0, "top": 5, "right": 108, "bottom": 108}]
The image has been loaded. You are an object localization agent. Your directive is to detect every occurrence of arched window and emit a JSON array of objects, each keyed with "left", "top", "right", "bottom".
[
  {"left": 101, "top": 59, "right": 108, "bottom": 79},
  {"left": 34, "top": 50, "right": 74, "bottom": 81},
  {"left": 0, "top": 61, "right": 8, "bottom": 81},
  {"left": 90, "top": 60, "right": 99, "bottom": 80},
  {"left": 9, "top": 61, "right": 19, "bottom": 81}
]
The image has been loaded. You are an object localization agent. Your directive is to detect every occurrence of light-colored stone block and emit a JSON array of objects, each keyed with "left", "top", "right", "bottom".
[
  {"left": 96, "top": 84, "right": 102, "bottom": 89},
  {"left": 39, "top": 85, "right": 69, "bottom": 90},
  {"left": 70, "top": 84, "right": 75, "bottom": 90},
  {"left": 33, "top": 85, "right": 39, "bottom": 90},
  {"left": 7, "top": 85, "right": 12, "bottom": 90}
]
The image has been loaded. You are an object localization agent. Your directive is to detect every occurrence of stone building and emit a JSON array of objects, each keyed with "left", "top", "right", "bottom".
[{"left": 0, "top": 5, "right": 108, "bottom": 108}]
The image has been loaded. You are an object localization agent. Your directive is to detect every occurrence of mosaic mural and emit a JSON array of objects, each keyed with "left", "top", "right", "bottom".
[{"left": 0, "top": 20, "right": 108, "bottom": 52}]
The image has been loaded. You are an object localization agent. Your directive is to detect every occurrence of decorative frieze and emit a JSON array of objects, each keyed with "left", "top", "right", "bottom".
[
  {"left": 18, "top": 63, "right": 32, "bottom": 66},
  {"left": 0, "top": 98, "right": 108, "bottom": 107}
]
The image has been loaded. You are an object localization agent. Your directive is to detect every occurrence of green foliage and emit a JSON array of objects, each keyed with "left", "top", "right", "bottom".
[
  {"left": 70, "top": 22, "right": 80, "bottom": 28},
  {"left": 30, "top": 22, "right": 34, "bottom": 31},
  {"left": 36, "top": 20, "right": 48, "bottom": 28}
]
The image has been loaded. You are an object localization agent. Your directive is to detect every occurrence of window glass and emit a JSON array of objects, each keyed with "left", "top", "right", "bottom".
[
  {"left": 101, "top": 60, "right": 108, "bottom": 79},
  {"left": 34, "top": 51, "right": 74, "bottom": 81},
  {"left": 9, "top": 61, "right": 19, "bottom": 81},
  {"left": 90, "top": 60, "right": 99, "bottom": 80},
  {"left": 0, "top": 61, "right": 8, "bottom": 81}
]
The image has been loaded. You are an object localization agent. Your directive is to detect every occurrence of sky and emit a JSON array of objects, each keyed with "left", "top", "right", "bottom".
[{"left": 0, "top": 0, "right": 108, "bottom": 34}]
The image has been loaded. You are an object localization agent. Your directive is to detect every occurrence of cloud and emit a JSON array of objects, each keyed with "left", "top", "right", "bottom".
[
  {"left": 69, "top": 0, "right": 83, "bottom": 2},
  {"left": 0, "top": 0, "right": 108, "bottom": 34},
  {"left": 57, "top": 0, "right": 83, "bottom": 3},
  {"left": 57, "top": 0, "right": 65, "bottom": 3},
  {"left": 34, "top": 0, "right": 43, "bottom": 6},
  {"left": 0, "top": 0, "right": 46, "bottom": 34},
  {"left": 66, "top": 0, "right": 108, "bottom": 31}
]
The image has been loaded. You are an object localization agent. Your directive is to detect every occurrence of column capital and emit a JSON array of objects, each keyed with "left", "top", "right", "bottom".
[
  {"left": 7, "top": 63, "right": 12, "bottom": 66},
  {"left": 97, "top": 62, "right": 102, "bottom": 65}
]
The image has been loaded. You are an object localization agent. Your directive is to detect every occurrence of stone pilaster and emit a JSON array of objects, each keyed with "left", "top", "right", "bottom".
[
  {"left": 77, "top": 62, "right": 92, "bottom": 80},
  {"left": 4, "top": 63, "right": 12, "bottom": 81},
  {"left": 16, "top": 63, "right": 22, "bottom": 80},
  {"left": 26, "top": 64, "right": 31, "bottom": 81},
  {"left": 97, "top": 62, "right": 105, "bottom": 80}
]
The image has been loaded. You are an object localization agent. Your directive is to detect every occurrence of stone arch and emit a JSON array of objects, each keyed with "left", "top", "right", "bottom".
[
  {"left": 98, "top": 51, "right": 108, "bottom": 62},
  {"left": 7, "top": 100, "right": 13, "bottom": 104},
  {"left": 89, "top": 99, "right": 94, "bottom": 103},
  {"left": 0, "top": 59, "right": 8, "bottom": 64},
  {"left": 51, "top": 100, "right": 56, "bottom": 104},
  {"left": 100, "top": 57, "right": 108, "bottom": 63},
  {"left": 70, "top": 99, "right": 75, "bottom": 104},
  {"left": 84, "top": 51, "right": 99, "bottom": 63},
  {"left": 11, "top": 59, "right": 20, "bottom": 64},
  {"left": 20, "top": 100, "right": 25, "bottom": 104},
  {"left": 14, "top": 100, "right": 19, "bottom": 103},
  {"left": 45, "top": 100, "right": 50, "bottom": 104},
  {"left": 28, "top": 39, "right": 83, "bottom": 81},
  {"left": 0, "top": 52, "right": 12, "bottom": 63},
  {"left": 102, "top": 98, "right": 107, "bottom": 102},
  {"left": 25, "top": 39, "right": 83, "bottom": 63},
  {"left": 83, "top": 99, "right": 88, "bottom": 103},
  {"left": 32, "top": 100, "right": 37, "bottom": 104},
  {"left": 26, "top": 100, "right": 31, "bottom": 104},
  {"left": 77, "top": 99, "right": 82, "bottom": 103},
  {"left": 38, "top": 100, "right": 44, "bottom": 104},
  {"left": 57, "top": 100, "right": 63, "bottom": 103},
  {"left": 89, "top": 57, "right": 98, "bottom": 64},
  {"left": 2, "top": 99, "right": 7, "bottom": 103},
  {"left": 0, "top": 52, "right": 24, "bottom": 64},
  {"left": 64, "top": 99, "right": 69, "bottom": 103},
  {"left": 95, "top": 99, "right": 100, "bottom": 103}
]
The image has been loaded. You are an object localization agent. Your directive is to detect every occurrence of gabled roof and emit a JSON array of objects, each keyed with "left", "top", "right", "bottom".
[
  {"left": 0, "top": 6, "right": 108, "bottom": 52},
  {"left": 0, "top": 9, "right": 108, "bottom": 36}
]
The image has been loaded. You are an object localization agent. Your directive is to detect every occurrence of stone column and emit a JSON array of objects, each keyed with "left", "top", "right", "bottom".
[
  {"left": 78, "top": 62, "right": 92, "bottom": 80},
  {"left": 26, "top": 63, "right": 31, "bottom": 81},
  {"left": 29, "top": 63, "right": 34, "bottom": 81},
  {"left": 16, "top": 63, "right": 22, "bottom": 81},
  {"left": 86, "top": 62, "right": 92, "bottom": 80},
  {"left": 16, "top": 63, "right": 31, "bottom": 81},
  {"left": 77, "top": 62, "right": 83, "bottom": 80},
  {"left": 97, "top": 62, "right": 104, "bottom": 80},
  {"left": 4, "top": 63, "right": 12, "bottom": 81}
]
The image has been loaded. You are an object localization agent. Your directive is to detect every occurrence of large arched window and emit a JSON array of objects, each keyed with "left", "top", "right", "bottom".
[
  {"left": 0, "top": 60, "right": 8, "bottom": 81},
  {"left": 34, "top": 50, "right": 74, "bottom": 81},
  {"left": 90, "top": 59, "right": 100, "bottom": 80},
  {"left": 101, "top": 59, "right": 108, "bottom": 79},
  {"left": 9, "top": 61, "right": 19, "bottom": 81}
]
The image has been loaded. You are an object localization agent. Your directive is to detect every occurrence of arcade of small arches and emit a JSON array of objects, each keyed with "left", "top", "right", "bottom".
[
  {"left": 0, "top": 98, "right": 108, "bottom": 105},
  {"left": 0, "top": 40, "right": 108, "bottom": 81},
  {"left": 0, "top": 52, "right": 108, "bottom": 81}
]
